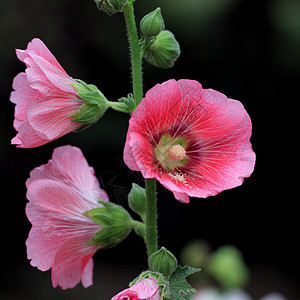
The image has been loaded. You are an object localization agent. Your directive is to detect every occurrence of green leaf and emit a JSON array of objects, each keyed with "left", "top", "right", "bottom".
[{"left": 169, "top": 265, "right": 200, "bottom": 300}]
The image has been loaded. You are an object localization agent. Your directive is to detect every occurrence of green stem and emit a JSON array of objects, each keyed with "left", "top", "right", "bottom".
[
  {"left": 145, "top": 178, "right": 158, "bottom": 258},
  {"left": 123, "top": 1, "right": 143, "bottom": 105},
  {"left": 123, "top": 0, "right": 158, "bottom": 261}
]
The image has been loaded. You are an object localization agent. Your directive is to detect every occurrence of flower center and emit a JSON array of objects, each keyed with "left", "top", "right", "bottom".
[
  {"left": 154, "top": 135, "right": 188, "bottom": 171},
  {"left": 168, "top": 144, "right": 186, "bottom": 161}
]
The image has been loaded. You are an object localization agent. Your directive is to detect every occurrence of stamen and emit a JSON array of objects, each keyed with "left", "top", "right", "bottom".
[{"left": 168, "top": 144, "right": 186, "bottom": 161}]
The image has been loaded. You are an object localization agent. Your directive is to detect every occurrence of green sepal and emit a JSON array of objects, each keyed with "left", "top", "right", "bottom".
[
  {"left": 130, "top": 270, "right": 166, "bottom": 286},
  {"left": 116, "top": 94, "right": 137, "bottom": 113},
  {"left": 84, "top": 200, "right": 134, "bottom": 248},
  {"left": 71, "top": 79, "right": 108, "bottom": 124},
  {"left": 169, "top": 265, "right": 201, "bottom": 300},
  {"left": 71, "top": 103, "right": 106, "bottom": 123}
]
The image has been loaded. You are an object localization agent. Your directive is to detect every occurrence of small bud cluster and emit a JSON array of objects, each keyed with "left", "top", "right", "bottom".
[{"left": 140, "top": 8, "right": 180, "bottom": 69}]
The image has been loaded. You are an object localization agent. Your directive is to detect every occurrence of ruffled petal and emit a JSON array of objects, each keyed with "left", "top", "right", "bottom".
[
  {"left": 51, "top": 145, "right": 109, "bottom": 203},
  {"left": 11, "top": 120, "right": 50, "bottom": 148}
]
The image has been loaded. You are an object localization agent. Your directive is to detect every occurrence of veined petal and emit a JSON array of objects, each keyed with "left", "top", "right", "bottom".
[
  {"left": 26, "top": 95, "right": 82, "bottom": 140},
  {"left": 51, "top": 237, "right": 98, "bottom": 289},
  {"left": 27, "top": 51, "right": 77, "bottom": 94},
  {"left": 11, "top": 120, "right": 50, "bottom": 148},
  {"left": 130, "top": 278, "right": 160, "bottom": 299},
  {"left": 51, "top": 145, "right": 109, "bottom": 203},
  {"left": 26, "top": 179, "right": 98, "bottom": 215}
]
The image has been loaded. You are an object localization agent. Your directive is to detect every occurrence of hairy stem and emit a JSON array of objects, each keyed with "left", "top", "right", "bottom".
[
  {"left": 123, "top": 1, "right": 143, "bottom": 105},
  {"left": 145, "top": 178, "right": 158, "bottom": 258},
  {"left": 123, "top": 2, "right": 158, "bottom": 261}
]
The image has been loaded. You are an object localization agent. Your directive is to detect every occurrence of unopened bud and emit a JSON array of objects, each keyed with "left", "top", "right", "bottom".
[
  {"left": 144, "top": 30, "right": 180, "bottom": 69},
  {"left": 149, "top": 247, "right": 178, "bottom": 277},
  {"left": 128, "top": 183, "right": 146, "bottom": 222},
  {"left": 94, "top": 0, "right": 128, "bottom": 15},
  {"left": 140, "top": 8, "right": 165, "bottom": 38}
]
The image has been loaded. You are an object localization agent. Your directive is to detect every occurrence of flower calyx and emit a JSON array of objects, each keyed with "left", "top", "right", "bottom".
[
  {"left": 84, "top": 200, "right": 135, "bottom": 248},
  {"left": 71, "top": 79, "right": 109, "bottom": 124}
]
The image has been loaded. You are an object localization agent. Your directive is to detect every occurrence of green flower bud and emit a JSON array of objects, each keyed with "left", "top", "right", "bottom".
[
  {"left": 128, "top": 183, "right": 146, "bottom": 222},
  {"left": 149, "top": 247, "right": 178, "bottom": 277},
  {"left": 140, "top": 8, "right": 165, "bottom": 38},
  {"left": 84, "top": 201, "right": 134, "bottom": 248},
  {"left": 71, "top": 79, "right": 109, "bottom": 124},
  {"left": 207, "top": 246, "right": 249, "bottom": 289},
  {"left": 94, "top": 0, "right": 128, "bottom": 15},
  {"left": 144, "top": 30, "right": 180, "bottom": 69}
]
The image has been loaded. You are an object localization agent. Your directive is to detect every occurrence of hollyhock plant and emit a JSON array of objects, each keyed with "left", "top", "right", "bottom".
[
  {"left": 112, "top": 278, "right": 161, "bottom": 300},
  {"left": 25, "top": 145, "right": 109, "bottom": 289},
  {"left": 10, "top": 38, "right": 88, "bottom": 148},
  {"left": 124, "top": 79, "right": 255, "bottom": 203}
]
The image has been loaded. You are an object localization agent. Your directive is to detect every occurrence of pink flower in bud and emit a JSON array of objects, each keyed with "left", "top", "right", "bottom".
[
  {"left": 124, "top": 79, "right": 255, "bottom": 203},
  {"left": 25, "top": 145, "right": 109, "bottom": 289},
  {"left": 10, "top": 38, "right": 84, "bottom": 148},
  {"left": 112, "top": 278, "right": 161, "bottom": 300}
]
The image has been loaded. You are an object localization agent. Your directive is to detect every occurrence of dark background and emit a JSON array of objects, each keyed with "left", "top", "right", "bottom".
[{"left": 1, "top": 0, "right": 299, "bottom": 299}]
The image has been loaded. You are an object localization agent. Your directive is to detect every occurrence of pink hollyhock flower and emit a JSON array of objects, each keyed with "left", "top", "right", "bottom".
[
  {"left": 10, "top": 38, "right": 84, "bottom": 148},
  {"left": 25, "top": 145, "right": 109, "bottom": 289},
  {"left": 112, "top": 278, "right": 161, "bottom": 300},
  {"left": 124, "top": 79, "right": 255, "bottom": 203}
]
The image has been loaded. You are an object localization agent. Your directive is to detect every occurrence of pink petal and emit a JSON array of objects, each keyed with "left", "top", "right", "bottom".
[
  {"left": 124, "top": 132, "right": 156, "bottom": 179},
  {"left": 51, "top": 145, "right": 109, "bottom": 203},
  {"left": 26, "top": 95, "right": 82, "bottom": 140},
  {"left": 16, "top": 38, "right": 68, "bottom": 74},
  {"left": 51, "top": 237, "right": 98, "bottom": 289},
  {"left": 177, "top": 79, "right": 203, "bottom": 98},
  {"left": 27, "top": 51, "right": 77, "bottom": 94},
  {"left": 26, "top": 225, "right": 59, "bottom": 271},
  {"left": 81, "top": 258, "right": 94, "bottom": 288},
  {"left": 26, "top": 146, "right": 108, "bottom": 203},
  {"left": 26, "top": 179, "right": 98, "bottom": 216},
  {"left": 132, "top": 80, "right": 182, "bottom": 134},
  {"left": 10, "top": 72, "right": 40, "bottom": 129},
  {"left": 11, "top": 120, "right": 50, "bottom": 148},
  {"left": 112, "top": 289, "right": 138, "bottom": 300},
  {"left": 130, "top": 278, "right": 160, "bottom": 299}
]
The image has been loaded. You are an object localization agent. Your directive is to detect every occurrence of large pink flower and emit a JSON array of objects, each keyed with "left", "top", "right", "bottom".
[
  {"left": 25, "top": 145, "right": 109, "bottom": 289},
  {"left": 10, "top": 38, "right": 84, "bottom": 148},
  {"left": 112, "top": 278, "right": 161, "bottom": 300},
  {"left": 124, "top": 79, "right": 255, "bottom": 203}
]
